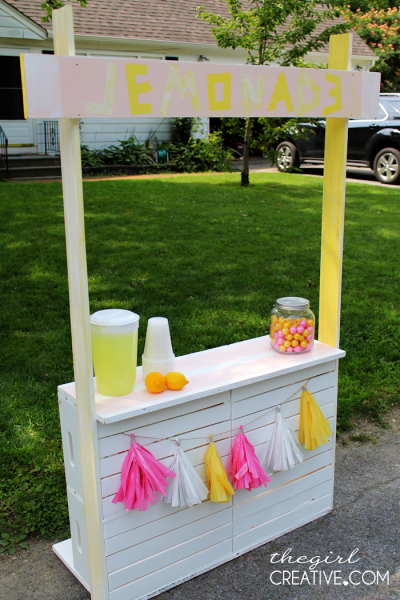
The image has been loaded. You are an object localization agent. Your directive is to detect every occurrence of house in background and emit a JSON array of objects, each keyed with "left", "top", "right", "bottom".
[{"left": 0, "top": 0, "right": 376, "bottom": 156}]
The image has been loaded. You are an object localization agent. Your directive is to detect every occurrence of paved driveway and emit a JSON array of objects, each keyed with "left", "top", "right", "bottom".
[{"left": 241, "top": 159, "right": 398, "bottom": 187}]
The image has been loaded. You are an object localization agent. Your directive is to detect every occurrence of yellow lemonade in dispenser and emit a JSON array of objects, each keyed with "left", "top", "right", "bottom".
[{"left": 90, "top": 309, "right": 140, "bottom": 396}]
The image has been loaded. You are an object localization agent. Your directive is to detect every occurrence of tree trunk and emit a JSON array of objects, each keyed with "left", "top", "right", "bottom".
[{"left": 241, "top": 117, "right": 253, "bottom": 187}]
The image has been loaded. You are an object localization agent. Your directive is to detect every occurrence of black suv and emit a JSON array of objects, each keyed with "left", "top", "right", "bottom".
[{"left": 276, "top": 94, "right": 400, "bottom": 184}]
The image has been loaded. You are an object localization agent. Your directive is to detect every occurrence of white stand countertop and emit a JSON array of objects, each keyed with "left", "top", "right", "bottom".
[{"left": 58, "top": 336, "right": 345, "bottom": 425}]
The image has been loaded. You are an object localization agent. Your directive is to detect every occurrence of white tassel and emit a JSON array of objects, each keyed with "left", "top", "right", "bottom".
[
  {"left": 164, "top": 439, "right": 209, "bottom": 507},
  {"left": 264, "top": 406, "right": 303, "bottom": 471}
]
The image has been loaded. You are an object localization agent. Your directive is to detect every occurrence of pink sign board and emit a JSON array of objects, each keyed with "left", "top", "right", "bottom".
[{"left": 21, "top": 54, "right": 380, "bottom": 120}]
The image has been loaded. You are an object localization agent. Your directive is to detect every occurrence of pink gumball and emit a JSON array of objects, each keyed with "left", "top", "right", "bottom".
[
  {"left": 307, "top": 326, "right": 314, "bottom": 333},
  {"left": 307, "top": 334, "right": 313, "bottom": 342},
  {"left": 274, "top": 343, "right": 279, "bottom": 349},
  {"left": 289, "top": 326, "right": 297, "bottom": 334},
  {"left": 286, "top": 346, "right": 294, "bottom": 353},
  {"left": 296, "top": 326, "right": 304, "bottom": 334},
  {"left": 294, "top": 345, "right": 302, "bottom": 353},
  {"left": 276, "top": 329, "right": 282, "bottom": 337},
  {"left": 277, "top": 338, "right": 285, "bottom": 346},
  {"left": 306, "top": 343, "right": 312, "bottom": 350},
  {"left": 299, "top": 319, "right": 307, "bottom": 327}
]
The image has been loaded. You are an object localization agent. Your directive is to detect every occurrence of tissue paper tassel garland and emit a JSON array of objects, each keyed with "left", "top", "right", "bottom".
[
  {"left": 299, "top": 387, "right": 332, "bottom": 451},
  {"left": 228, "top": 426, "right": 271, "bottom": 490},
  {"left": 113, "top": 434, "right": 176, "bottom": 511},
  {"left": 164, "top": 440, "right": 209, "bottom": 507},
  {"left": 205, "top": 437, "right": 235, "bottom": 503},
  {"left": 264, "top": 406, "right": 303, "bottom": 471}
]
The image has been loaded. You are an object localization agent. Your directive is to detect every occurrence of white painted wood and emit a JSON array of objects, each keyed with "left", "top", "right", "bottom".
[
  {"left": 233, "top": 444, "right": 334, "bottom": 506},
  {"left": 109, "top": 539, "right": 233, "bottom": 600},
  {"left": 59, "top": 340, "right": 344, "bottom": 425},
  {"left": 66, "top": 487, "right": 90, "bottom": 587},
  {"left": 56, "top": 333, "right": 341, "bottom": 600},
  {"left": 232, "top": 373, "right": 336, "bottom": 422},
  {"left": 234, "top": 478, "right": 332, "bottom": 536},
  {"left": 53, "top": 6, "right": 107, "bottom": 600},
  {"left": 330, "top": 359, "right": 340, "bottom": 509},
  {"left": 233, "top": 494, "right": 332, "bottom": 552},
  {"left": 99, "top": 418, "right": 231, "bottom": 480},
  {"left": 103, "top": 450, "right": 232, "bottom": 520},
  {"left": 231, "top": 360, "right": 336, "bottom": 402},
  {"left": 107, "top": 507, "right": 232, "bottom": 573},
  {"left": 52, "top": 538, "right": 90, "bottom": 592},
  {"left": 97, "top": 391, "right": 229, "bottom": 439},
  {"left": 59, "top": 395, "right": 83, "bottom": 500},
  {"left": 101, "top": 393, "right": 334, "bottom": 503},
  {"left": 234, "top": 465, "right": 333, "bottom": 523},
  {"left": 98, "top": 402, "right": 230, "bottom": 459},
  {"left": 101, "top": 433, "right": 232, "bottom": 499},
  {"left": 106, "top": 501, "right": 229, "bottom": 556},
  {"left": 108, "top": 523, "right": 233, "bottom": 590}
]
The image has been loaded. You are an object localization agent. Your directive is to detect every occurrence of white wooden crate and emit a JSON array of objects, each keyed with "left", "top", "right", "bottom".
[{"left": 54, "top": 337, "right": 344, "bottom": 600}]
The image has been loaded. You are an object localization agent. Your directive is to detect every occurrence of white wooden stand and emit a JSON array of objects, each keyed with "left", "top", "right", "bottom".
[{"left": 54, "top": 337, "right": 344, "bottom": 600}]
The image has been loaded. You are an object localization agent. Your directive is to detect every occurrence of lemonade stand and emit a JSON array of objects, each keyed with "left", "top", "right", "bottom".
[{"left": 20, "top": 6, "right": 380, "bottom": 600}]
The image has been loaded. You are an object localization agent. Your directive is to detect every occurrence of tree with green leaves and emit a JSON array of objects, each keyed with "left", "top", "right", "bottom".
[
  {"left": 40, "top": 0, "right": 89, "bottom": 22},
  {"left": 197, "top": 1, "right": 348, "bottom": 186},
  {"left": 341, "top": 5, "right": 400, "bottom": 92}
]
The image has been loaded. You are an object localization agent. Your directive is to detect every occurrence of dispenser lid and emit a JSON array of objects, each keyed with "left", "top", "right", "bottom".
[{"left": 90, "top": 309, "right": 139, "bottom": 332}]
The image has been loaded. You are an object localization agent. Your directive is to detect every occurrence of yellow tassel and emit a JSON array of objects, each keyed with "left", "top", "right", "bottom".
[
  {"left": 299, "top": 387, "right": 332, "bottom": 451},
  {"left": 205, "top": 438, "right": 234, "bottom": 503}
]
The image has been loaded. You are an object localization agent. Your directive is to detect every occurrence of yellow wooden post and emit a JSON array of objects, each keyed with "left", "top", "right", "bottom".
[
  {"left": 53, "top": 6, "right": 106, "bottom": 599},
  {"left": 319, "top": 33, "right": 352, "bottom": 348}
]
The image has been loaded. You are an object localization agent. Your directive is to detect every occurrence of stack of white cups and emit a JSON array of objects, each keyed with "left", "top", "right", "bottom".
[{"left": 142, "top": 317, "right": 175, "bottom": 379}]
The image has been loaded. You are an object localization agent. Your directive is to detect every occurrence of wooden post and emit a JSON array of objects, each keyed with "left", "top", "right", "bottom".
[
  {"left": 319, "top": 33, "right": 352, "bottom": 348},
  {"left": 53, "top": 6, "right": 106, "bottom": 599}
]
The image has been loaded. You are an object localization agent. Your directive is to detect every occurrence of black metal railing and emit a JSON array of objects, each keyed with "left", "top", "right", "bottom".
[
  {"left": 0, "top": 126, "right": 8, "bottom": 177},
  {"left": 44, "top": 120, "right": 60, "bottom": 154}
]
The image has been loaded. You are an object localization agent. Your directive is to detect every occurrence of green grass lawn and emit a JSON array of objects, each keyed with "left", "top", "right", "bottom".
[{"left": 1, "top": 172, "right": 399, "bottom": 540}]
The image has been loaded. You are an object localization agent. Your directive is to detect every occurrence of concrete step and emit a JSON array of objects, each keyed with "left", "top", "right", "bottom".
[
  {"left": 1, "top": 165, "right": 62, "bottom": 180},
  {"left": 8, "top": 155, "right": 61, "bottom": 169}
]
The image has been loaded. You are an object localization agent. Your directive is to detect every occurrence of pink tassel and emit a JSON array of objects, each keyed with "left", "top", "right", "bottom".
[
  {"left": 113, "top": 434, "right": 176, "bottom": 511},
  {"left": 228, "top": 426, "right": 271, "bottom": 491}
]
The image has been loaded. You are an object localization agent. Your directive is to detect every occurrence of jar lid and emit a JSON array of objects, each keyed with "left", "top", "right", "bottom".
[
  {"left": 276, "top": 297, "right": 310, "bottom": 310},
  {"left": 90, "top": 309, "right": 139, "bottom": 329}
]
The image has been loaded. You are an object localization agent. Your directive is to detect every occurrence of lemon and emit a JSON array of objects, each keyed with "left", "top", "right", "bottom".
[
  {"left": 145, "top": 372, "right": 166, "bottom": 394},
  {"left": 165, "top": 372, "right": 189, "bottom": 390}
]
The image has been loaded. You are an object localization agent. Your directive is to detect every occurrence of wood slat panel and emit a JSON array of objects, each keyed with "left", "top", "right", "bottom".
[
  {"left": 233, "top": 442, "right": 333, "bottom": 506},
  {"left": 98, "top": 403, "right": 230, "bottom": 459},
  {"left": 105, "top": 500, "right": 229, "bottom": 557},
  {"left": 97, "top": 391, "right": 229, "bottom": 439},
  {"left": 232, "top": 371, "right": 336, "bottom": 420},
  {"left": 101, "top": 435, "right": 231, "bottom": 499},
  {"left": 107, "top": 507, "right": 232, "bottom": 573},
  {"left": 100, "top": 416, "right": 231, "bottom": 480},
  {"left": 102, "top": 451, "right": 232, "bottom": 520},
  {"left": 109, "top": 539, "right": 232, "bottom": 600},
  {"left": 233, "top": 494, "right": 332, "bottom": 552},
  {"left": 234, "top": 472, "right": 332, "bottom": 535},
  {"left": 108, "top": 523, "right": 233, "bottom": 590},
  {"left": 232, "top": 388, "right": 334, "bottom": 440},
  {"left": 231, "top": 361, "right": 336, "bottom": 402}
]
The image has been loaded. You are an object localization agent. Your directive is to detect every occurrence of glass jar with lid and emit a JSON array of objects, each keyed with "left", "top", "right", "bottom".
[{"left": 270, "top": 297, "right": 315, "bottom": 354}]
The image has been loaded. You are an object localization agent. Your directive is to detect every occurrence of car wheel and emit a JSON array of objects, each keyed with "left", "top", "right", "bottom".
[
  {"left": 276, "top": 142, "right": 300, "bottom": 172},
  {"left": 373, "top": 148, "right": 400, "bottom": 184}
]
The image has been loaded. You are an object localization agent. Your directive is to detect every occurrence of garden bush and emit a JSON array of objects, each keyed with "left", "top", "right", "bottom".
[{"left": 80, "top": 132, "right": 233, "bottom": 173}]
